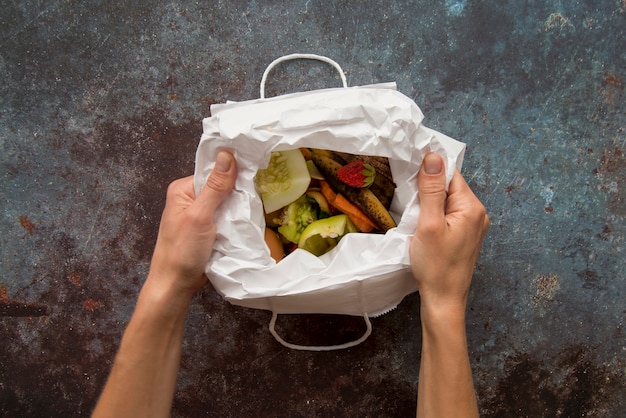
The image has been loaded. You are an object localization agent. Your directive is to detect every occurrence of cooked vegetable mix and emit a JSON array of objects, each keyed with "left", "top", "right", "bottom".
[{"left": 256, "top": 148, "right": 396, "bottom": 258}]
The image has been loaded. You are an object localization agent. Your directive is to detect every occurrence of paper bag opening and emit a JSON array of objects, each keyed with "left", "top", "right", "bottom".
[{"left": 194, "top": 82, "right": 465, "bottom": 317}]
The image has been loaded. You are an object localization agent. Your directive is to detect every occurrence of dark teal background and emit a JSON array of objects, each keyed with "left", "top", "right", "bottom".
[{"left": 1, "top": 1, "right": 624, "bottom": 416}]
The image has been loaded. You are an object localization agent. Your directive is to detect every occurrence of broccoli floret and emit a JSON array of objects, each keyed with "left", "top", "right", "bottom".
[{"left": 277, "top": 196, "right": 320, "bottom": 243}]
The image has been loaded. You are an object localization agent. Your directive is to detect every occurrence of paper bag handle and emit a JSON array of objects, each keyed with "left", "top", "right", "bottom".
[
  {"left": 260, "top": 53, "right": 348, "bottom": 99},
  {"left": 268, "top": 312, "right": 372, "bottom": 351}
]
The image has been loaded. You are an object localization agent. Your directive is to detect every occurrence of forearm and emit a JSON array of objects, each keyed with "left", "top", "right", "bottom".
[
  {"left": 92, "top": 276, "right": 192, "bottom": 418},
  {"left": 416, "top": 305, "right": 479, "bottom": 418}
]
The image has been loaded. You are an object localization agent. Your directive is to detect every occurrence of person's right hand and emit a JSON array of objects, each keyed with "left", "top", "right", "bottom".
[{"left": 409, "top": 153, "right": 489, "bottom": 318}]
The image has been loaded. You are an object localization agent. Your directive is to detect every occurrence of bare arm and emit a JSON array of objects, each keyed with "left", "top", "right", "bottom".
[
  {"left": 92, "top": 151, "right": 237, "bottom": 418},
  {"left": 410, "top": 153, "right": 489, "bottom": 418}
]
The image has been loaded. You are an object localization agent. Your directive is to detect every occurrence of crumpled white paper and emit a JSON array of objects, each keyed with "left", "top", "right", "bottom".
[{"left": 194, "top": 82, "right": 465, "bottom": 316}]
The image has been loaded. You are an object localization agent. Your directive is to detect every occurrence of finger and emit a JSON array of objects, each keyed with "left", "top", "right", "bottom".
[
  {"left": 447, "top": 168, "right": 472, "bottom": 198},
  {"left": 481, "top": 214, "right": 491, "bottom": 240},
  {"left": 417, "top": 153, "right": 447, "bottom": 231},
  {"left": 446, "top": 170, "right": 490, "bottom": 236},
  {"left": 172, "top": 176, "right": 196, "bottom": 200},
  {"left": 163, "top": 176, "right": 195, "bottom": 214},
  {"left": 194, "top": 150, "right": 237, "bottom": 221}
]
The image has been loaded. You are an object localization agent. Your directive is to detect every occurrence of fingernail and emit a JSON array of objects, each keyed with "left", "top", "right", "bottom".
[
  {"left": 424, "top": 153, "right": 443, "bottom": 175},
  {"left": 215, "top": 151, "right": 232, "bottom": 173}
]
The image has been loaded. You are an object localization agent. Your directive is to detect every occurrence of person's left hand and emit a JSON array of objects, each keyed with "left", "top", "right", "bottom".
[{"left": 147, "top": 150, "right": 237, "bottom": 299}]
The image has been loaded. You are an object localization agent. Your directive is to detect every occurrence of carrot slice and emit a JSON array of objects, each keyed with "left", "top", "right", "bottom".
[
  {"left": 319, "top": 181, "right": 339, "bottom": 215},
  {"left": 333, "top": 193, "right": 377, "bottom": 232},
  {"left": 299, "top": 148, "right": 311, "bottom": 160},
  {"left": 319, "top": 181, "right": 337, "bottom": 204},
  {"left": 320, "top": 180, "right": 377, "bottom": 231}
]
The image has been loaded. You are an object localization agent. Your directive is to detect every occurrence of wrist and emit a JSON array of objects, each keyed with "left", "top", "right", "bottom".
[
  {"left": 419, "top": 299, "right": 467, "bottom": 332},
  {"left": 138, "top": 273, "right": 195, "bottom": 319}
]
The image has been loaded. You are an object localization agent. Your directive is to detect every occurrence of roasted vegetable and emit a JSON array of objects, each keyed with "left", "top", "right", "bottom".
[
  {"left": 258, "top": 148, "right": 397, "bottom": 260},
  {"left": 320, "top": 150, "right": 396, "bottom": 209},
  {"left": 319, "top": 181, "right": 377, "bottom": 232},
  {"left": 308, "top": 149, "right": 397, "bottom": 231}
]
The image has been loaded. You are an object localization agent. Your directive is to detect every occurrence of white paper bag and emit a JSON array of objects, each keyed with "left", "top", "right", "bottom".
[{"left": 194, "top": 54, "right": 465, "bottom": 349}]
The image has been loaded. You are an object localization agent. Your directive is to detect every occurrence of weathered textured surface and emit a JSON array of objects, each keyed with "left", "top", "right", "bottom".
[{"left": 1, "top": 1, "right": 624, "bottom": 416}]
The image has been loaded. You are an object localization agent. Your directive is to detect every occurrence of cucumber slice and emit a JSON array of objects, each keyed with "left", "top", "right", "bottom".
[
  {"left": 255, "top": 149, "right": 311, "bottom": 214},
  {"left": 305, "top": 189, "right": 331, "bottom": 216},
  {"left": 306, "top": 160, "right": 325, "bottom": 180}
]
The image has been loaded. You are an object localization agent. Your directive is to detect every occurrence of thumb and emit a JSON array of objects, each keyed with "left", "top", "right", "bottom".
[
  {"left": 196, "top": 151, "right": 237, "bottom": 217},
  {"left": 417, "top": 153, "right": 447, "bottom": 228}
]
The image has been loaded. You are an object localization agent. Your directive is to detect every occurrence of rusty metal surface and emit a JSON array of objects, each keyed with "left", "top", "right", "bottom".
[{"left": 1, "top": 1, "right": 624, "bottom": 416}]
